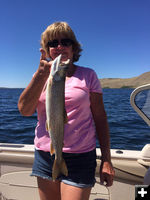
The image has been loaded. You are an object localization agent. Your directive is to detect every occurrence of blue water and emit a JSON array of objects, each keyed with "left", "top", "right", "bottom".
[{"left": 0, "top": 88, "right": 150, "bottom": 150}]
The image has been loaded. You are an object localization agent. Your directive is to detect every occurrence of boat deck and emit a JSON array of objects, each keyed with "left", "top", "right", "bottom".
[{"left": 0, "top": 143, "right": 147, "bottom": 200}]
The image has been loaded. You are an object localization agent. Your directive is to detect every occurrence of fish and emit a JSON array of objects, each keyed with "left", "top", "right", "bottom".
[{"left": 45, "top": 54, "right": 69, "bottom": 181}]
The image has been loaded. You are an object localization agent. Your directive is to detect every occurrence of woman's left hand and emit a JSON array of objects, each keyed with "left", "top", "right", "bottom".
[{"left": 99, "top": 161, "right": 115, "bottom": 187}]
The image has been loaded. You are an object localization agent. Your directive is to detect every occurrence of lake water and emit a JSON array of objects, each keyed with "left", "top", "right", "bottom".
[{"left": 0, "top": 88, "right": 150, "bottom": 150}]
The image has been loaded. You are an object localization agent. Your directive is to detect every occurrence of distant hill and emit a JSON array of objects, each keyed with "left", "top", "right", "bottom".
[{"left": 100, "top": 71, "right": 150, "bottom": 88}]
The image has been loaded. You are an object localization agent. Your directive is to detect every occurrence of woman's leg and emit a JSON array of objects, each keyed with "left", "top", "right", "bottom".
[
  {"left": 37, "top": 177, "right": 61, "bottom": 200},
  {"left": 60, "top": 182, "right": 92, "bottom": 200}
]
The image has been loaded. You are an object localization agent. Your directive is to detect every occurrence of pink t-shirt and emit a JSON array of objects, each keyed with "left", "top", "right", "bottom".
[{"left": 34, "top": 66, "right": 102, "bottom": 153}]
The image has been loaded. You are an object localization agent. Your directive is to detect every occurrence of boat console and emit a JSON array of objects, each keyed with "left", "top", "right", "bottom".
[{"left": 130, "top": 83, "right": 150, "bottom": 126}]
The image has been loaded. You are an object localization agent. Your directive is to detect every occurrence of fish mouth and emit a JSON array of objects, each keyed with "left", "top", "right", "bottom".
[
  {"left": 51, "top": 55, "right": 70, "bottom": 76},
  {"left": 60, "top": 59, "right": 70, "bottom": 66}
]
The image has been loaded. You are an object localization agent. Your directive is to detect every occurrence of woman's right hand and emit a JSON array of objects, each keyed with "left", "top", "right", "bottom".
[{"left": 36, "top": 48, "right": 52, "bottom": 78}]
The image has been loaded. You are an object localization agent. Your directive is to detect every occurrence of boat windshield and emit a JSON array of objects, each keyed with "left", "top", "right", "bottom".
[{"left": 130, "top": 84, "right": 150, "bottom": 126}]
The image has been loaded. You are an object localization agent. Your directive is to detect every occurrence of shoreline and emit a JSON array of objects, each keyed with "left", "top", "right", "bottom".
[{"left": 100, "top": 71, "right": 150, "bottom": 89}]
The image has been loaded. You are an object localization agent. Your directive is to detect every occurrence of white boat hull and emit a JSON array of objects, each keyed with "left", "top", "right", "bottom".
[{"left": 0, "top": 143, "right": 148, "bottom": 200}]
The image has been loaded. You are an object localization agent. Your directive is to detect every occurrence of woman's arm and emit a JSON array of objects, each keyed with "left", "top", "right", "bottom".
[
  {"left": 90, "top": 92, "right": 115, "bottom": 186},
  {"left": 18, "top": 49, "right": 52, "bottom": 116}
]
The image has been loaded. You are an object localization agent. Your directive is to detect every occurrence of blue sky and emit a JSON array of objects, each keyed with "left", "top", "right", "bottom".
[{"left": 0, "top": 0, "right": 150, "bottom": 88}]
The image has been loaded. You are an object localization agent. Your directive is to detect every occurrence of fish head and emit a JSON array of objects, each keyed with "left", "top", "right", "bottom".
[{"left": 51, "top": 55, "right": 70, "bottom": 81}]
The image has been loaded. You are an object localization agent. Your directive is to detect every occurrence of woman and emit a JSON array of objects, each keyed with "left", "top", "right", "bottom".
[{"left": 18, "top": 21, "right": 115, "bottom": 200}]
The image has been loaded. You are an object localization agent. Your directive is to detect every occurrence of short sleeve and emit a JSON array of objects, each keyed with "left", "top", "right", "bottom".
[{"left": 88, "top": 69, "right": 103, "bottom": 93}]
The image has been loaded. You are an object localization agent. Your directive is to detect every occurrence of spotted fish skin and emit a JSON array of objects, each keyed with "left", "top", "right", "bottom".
[{"left": 46, "top": 54, "right": 69, "bottom": 181}]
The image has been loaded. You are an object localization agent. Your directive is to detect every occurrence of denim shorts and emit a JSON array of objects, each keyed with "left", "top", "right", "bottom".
[{"left": 31, "top": 149, "right": 97, "bottom": 188}]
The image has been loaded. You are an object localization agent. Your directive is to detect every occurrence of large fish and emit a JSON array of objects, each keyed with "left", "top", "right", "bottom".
[{"left": 45, "top": 54, "right": 69, "bottom": 181}]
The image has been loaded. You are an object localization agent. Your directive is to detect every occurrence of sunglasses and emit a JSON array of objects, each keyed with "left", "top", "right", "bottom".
[{"left": 47, "top": 38, "right": 74, "bottom": 48}]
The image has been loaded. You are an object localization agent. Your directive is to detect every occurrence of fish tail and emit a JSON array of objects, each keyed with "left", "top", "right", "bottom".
[
  {"left": 52, "top": 159, "right": 68, "bottom": 181},
  {"left": 61, "top": 158, "right": 68, "bottom": 176}
]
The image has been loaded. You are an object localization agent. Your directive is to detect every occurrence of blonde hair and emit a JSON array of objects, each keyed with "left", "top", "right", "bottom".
[{"left": 40, "top": 22, "right": 82, "bottom": 62}]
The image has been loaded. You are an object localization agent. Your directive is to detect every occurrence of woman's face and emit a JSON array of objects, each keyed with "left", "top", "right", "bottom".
[{"left": 48, "top": 37, "right": 74, "bottom": 62}]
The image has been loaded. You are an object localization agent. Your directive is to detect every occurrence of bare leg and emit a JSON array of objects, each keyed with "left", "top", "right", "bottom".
[
  {"left": 37, "top": 177, "right": 61, "bottom": 200},
  {"left": 60, "top": 182, "right": 92, "bottom": 200}
]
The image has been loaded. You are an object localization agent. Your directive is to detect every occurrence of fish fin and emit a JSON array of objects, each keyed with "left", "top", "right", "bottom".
[
  {"left": 52, "top": 160, "right": 60, "bottom": 181},
  {"left": 45, "top": 120, "right": 49, "bottom": 132},
  {"left": 49, "top": 76, "right": 53, "bottom": 85},
  {"left": 61, "top": 159, "right": 68, "bottom": 176},
  {"left": 50, "top": 142, "right": 55, "bottom": 156},
  {"left": 52, "top": 159, "right": 68, "bottom": 181},
  {"left": 64, "top": 109, "right": 68, "bottom": 124}
]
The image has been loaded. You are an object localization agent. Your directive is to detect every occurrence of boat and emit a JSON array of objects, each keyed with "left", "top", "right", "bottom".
[{"left": 0, "top": 84, "right": 150, "bottom": 200}]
